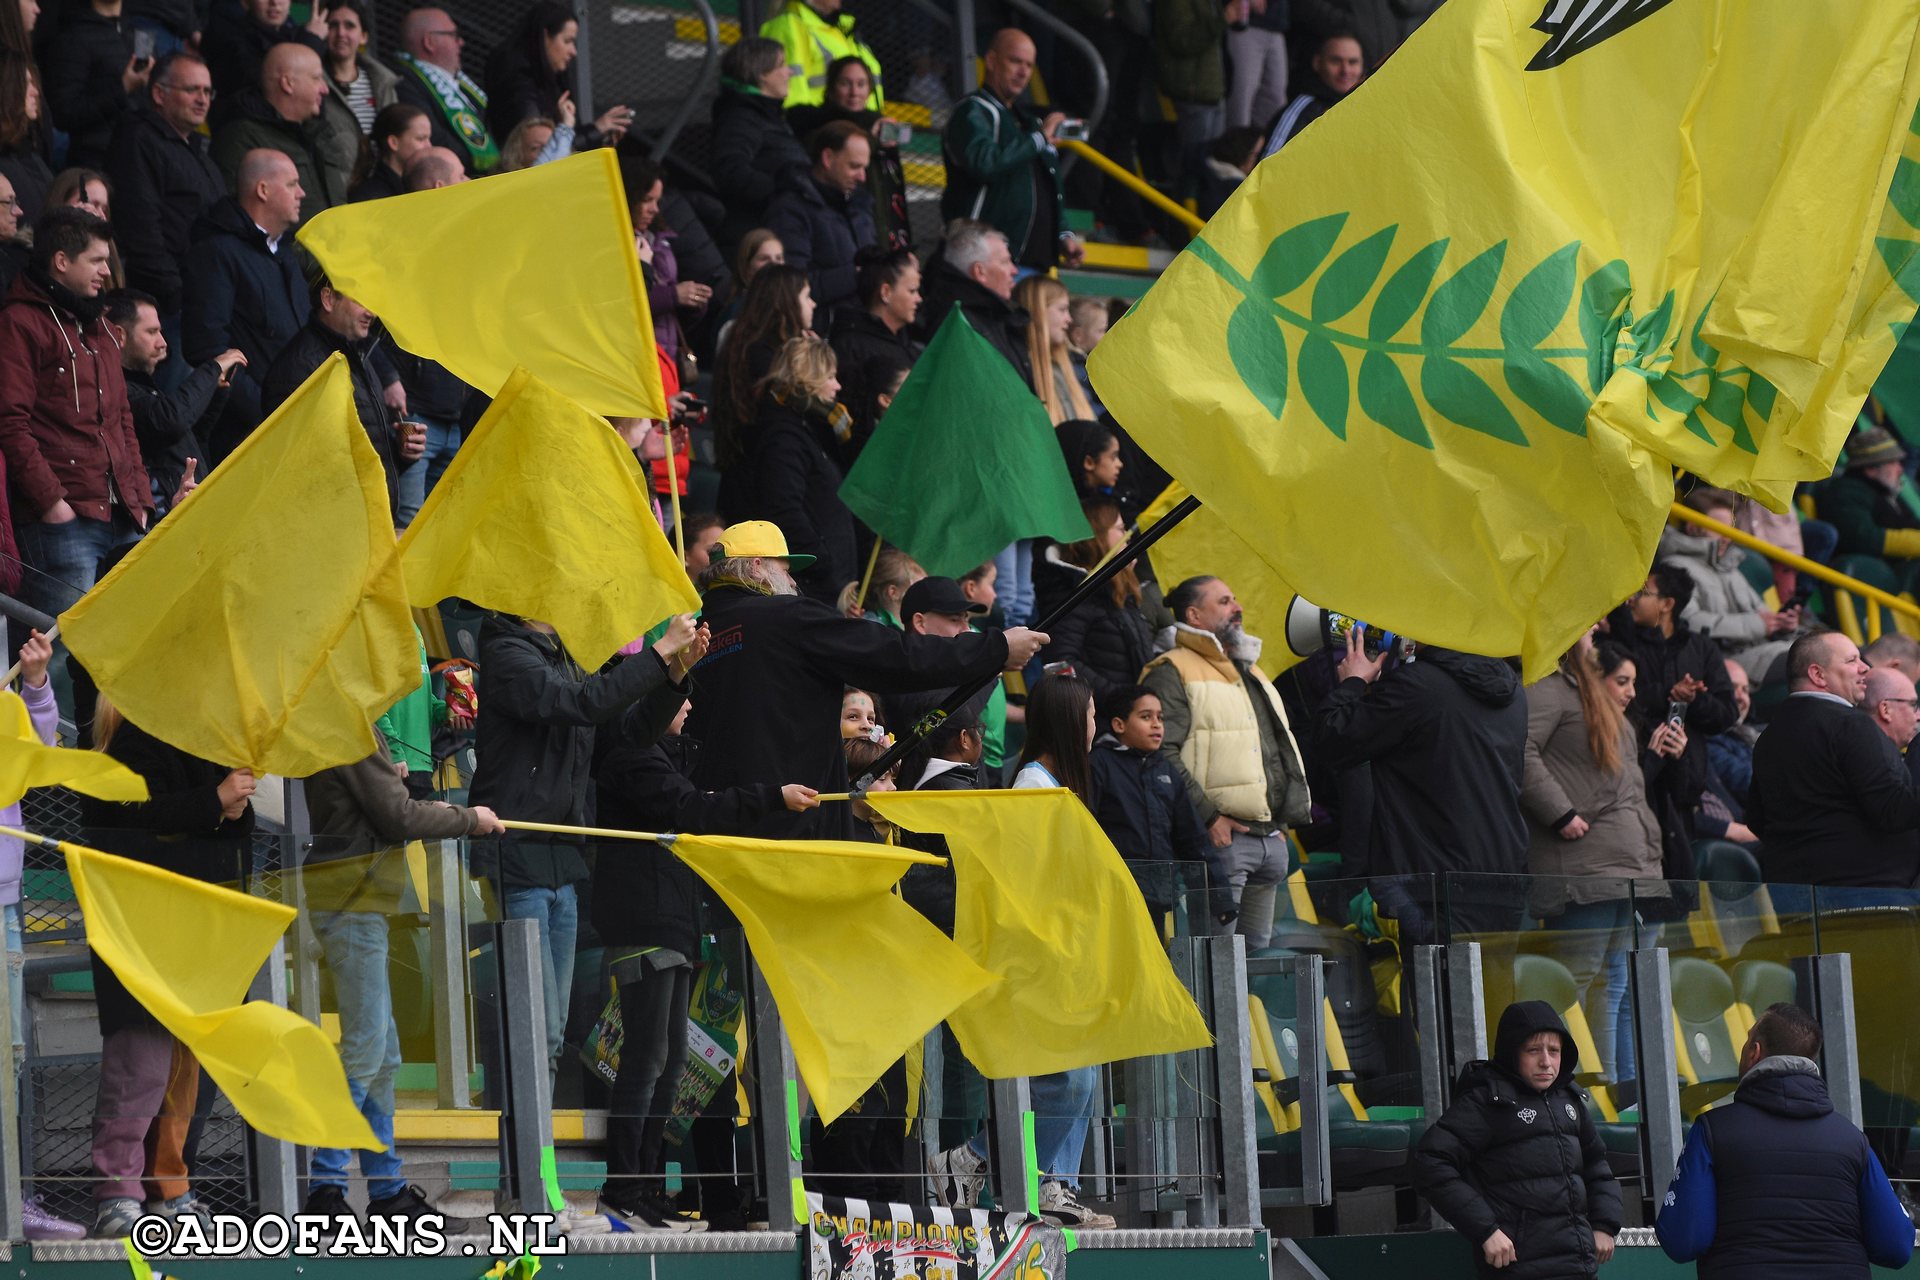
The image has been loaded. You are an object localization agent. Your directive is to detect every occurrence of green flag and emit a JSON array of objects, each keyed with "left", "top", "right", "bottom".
[{"left": 840, "top": 305, "right": 1092, "bottom": 578}]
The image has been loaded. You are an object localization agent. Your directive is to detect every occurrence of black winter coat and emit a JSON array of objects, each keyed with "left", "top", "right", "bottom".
[
  {"left": 685, "top": 586, "right": 1009, "bottom": 840},
  {"left": 83, "top": 720, "right": 253, "bottom": 1036},
  {"left": 731, "top": 395, "right": 857, "bottom": 605},
  {"left": 828, "top": 306, "right": 918, "bottom": 443},
  {"left": 349, "top": 163, "right": 404, "bottom": 203},
  {"left": 126, "top": 0, "right": 207, "bottom": 40},
  {"left": 1413, "top": 1001, "right": 1623, "bottom": 1280},
  {"left": 592, "top": 730, "right": 782, "bottom": 957},
  {"left": 0, "top": 146, "right": 51, "bottom": 223},
  {"left": 1032, "top": 545, "right": 1154, "bottom": 695},
  {"left": 1605, "top": 611, "right": 1738, "bottom": 807},
  {"left": 894, "top": 758, "right": 978, "bottom": 936},
  {"left": 915, "top": 265, "right": 1032, "bottom": 385},
  {"left": 1312, "top": 649, "right": 1528, "bottom": 886},
  {"left": 201, "top": 11, "right": 322, "bottom": 109},
  {"left": 1748, "top": 693, "right": 1920, "bottom": 888},
  {"left": 181, "top": 197, "right": 309, "bottom": 457},
  {"left": 107, "top": 105, "right": 227, "bottom": 314},
  {"left": 468, "top": 617, "right": 686, "bottom": 891},
  {"left": 764, "top": 173, "right": 876, "bottom": 322},
  {"left": 1088, "top": 735, "right": 1219, "bottom": 914},
  {"left": 126, "top": 362, "right": 227, "bottom": 503},
  {"left": 39, "top": 7, "right": 135, "bottom": 169},
  {"left": 260, "top": 319, "right": 401, "bottom": 519},
  {"left": 707, "top": 85, "right": 810, "bottom": 252}
]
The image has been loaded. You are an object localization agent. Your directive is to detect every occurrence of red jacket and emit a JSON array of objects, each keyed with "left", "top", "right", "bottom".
[{"left": 0, "top": 271, "right": 152, "bottom": 523}]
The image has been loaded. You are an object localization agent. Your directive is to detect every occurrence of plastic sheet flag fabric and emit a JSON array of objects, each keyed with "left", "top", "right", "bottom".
[
  {"left": 69, "top": 842, "right": 383, "bottom": 1150},
  {"left": 398, "top": 367, "right": 698, "bottom": 669},
  {"left": 1091, "top": 0, "right": 1920, "bottom": 678},
  {"left": 62, "top": 357, "right": 415, "bottom": 776},
  {"left": 672, "top": 833, "right": 998, "bottom": 1123},
  {"left": 298, "top": 148, "right": 665, "bottom": 419},
  {"left": 0, "top": 689, "right": 147, "bottom": 807},
  {"left": 840, "top": 306, "right": 1091, "bottom": 578},
  {"left": 868, "top": 789, "right": 1212, "bottom": 1077}
]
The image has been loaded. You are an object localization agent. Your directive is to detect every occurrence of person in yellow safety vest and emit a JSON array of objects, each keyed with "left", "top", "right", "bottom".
[{"left": 758, "top": 0, "right": 883, "bottom": 111}]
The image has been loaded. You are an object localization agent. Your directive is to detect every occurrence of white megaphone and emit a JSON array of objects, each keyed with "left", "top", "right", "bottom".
[{"left": 1283, "top": 595, "right": 1414, "bottom": 664}]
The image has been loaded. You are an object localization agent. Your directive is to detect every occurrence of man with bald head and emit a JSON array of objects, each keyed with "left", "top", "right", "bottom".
[
  {"left": 181, "top": 148, "right": 312, "bottom": 463},
  {"left": 1867, "top": 666, "right": 1920, "bottom": 754},
  {"left": 403, "top": 147, "right": 466, "bottom": 192},
  {"left": 940, "top": 28, "right": 1084, "bottom": 271},
  {"left": 201, "top": 0, "right": 322, "bottom": 111},
  {"left": 392, "top": 8, "right": 498, "bottom": 175},
  {"left": 1749, "top": 630, "right": 1920, "bottom": 888},
  {"left": 210, "top": 42, "right": 352, "bottom": 218}
]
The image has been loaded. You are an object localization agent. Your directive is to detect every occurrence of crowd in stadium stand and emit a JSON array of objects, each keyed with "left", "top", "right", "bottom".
[{"left": 0, "top": 0, "right": 1917, "bottom": 1259}]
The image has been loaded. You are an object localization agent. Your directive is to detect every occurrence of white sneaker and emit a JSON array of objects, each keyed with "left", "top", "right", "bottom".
[
  {"left": 926, "top": 1144, "right": 988, "bottom": 1209},
  {"left": 1038, "top": 1180, "right": 1116, "bottom": 1230}
]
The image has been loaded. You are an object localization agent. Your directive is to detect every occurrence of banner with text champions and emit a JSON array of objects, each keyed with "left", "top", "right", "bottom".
[{"left": 806, "top": 1194, "right": 1069, "bottom": 1280}]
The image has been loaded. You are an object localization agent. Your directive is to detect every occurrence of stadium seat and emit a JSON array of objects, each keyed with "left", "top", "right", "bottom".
[
  {"left": 1670, "top": 957, "right": 1753, "bottom": 1116},
  {"left": 1730, "top": 960, "right": 1795, "bottom": 1039},
  {"left": 1688, "top": 841, "right": 1780, "bottom": 960}
]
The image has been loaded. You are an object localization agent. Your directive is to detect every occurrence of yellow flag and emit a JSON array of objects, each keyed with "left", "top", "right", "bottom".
[
  {"left": 62, "top": 357, "right": 416, "bottom": 776},
  {"left": 297, "top": 149, "right": 665, "bottom": 419},
  {"left": 1092, "top": 0, "right": 1920, "bottom": 678},
  {"left": 672, "top": 834, "right": 998, "bottom": 1123},
  {"left": 0, "top": 690, "right": 147, "bottom": 806},
  {"left": 397, "top": 368, "right": 698, "bottom": 670},
  {"left": 1139, "top": 483, "right": 1307, "bottom": 680},
  {"left": 68, "top": 842, "right": 382, "bottom": 1150},
  {"left": 867, "top": 790, "right": 1212, "bottom": 1077}
]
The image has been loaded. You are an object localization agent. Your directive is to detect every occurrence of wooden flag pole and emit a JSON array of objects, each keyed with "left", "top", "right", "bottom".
[
  {"left": 662, "top": 422, "right": 685, "bottom": 562},
  {"left": 1, "top": 621, "right": 55, "bottom": 687},
  {"left": 497, "top": 818, "right": 946, "bottom": 866},
  {"left": 852, "top": 538, "right": 884, "bottom": 614}
]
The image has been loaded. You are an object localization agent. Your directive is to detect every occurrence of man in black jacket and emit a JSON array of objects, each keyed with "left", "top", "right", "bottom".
[
  {"left": 181, "top": 149, "right": 309, "bottom": 462},
  {"left": 200, "top": 0, "right": 322, "bottom": 109},
  {"left": 104, "top": 288, "right": 240, "bottom": 514},
  {"left": 685, "top": 521, "right": 1047, "bottom": 840},
  {"left": 1260, "top": 32, "right": 1363, "bottom": 156},
  {"left": 1658, "top": 1001, "right": 1914, "bottom": 1277},
  {"left": 260, "top": 270, "right": 415, "bottom": 522},
  {"left": 915, "top": 219, "right": 1032, "bottom": 383},
  {"left": 765, "top": 120, "right": 877, "bottom": 327},
  {"left": 1413, "top": 1001, "right": 1622, "bottom": 1280},
  {"left": 106, "top": 49, "right": 224, "bottom": 367},
  {"left": 1748, "top": 629, "right": 1920, "bottom": 888},
  {"left": 1312, "top": 628, "right": 1528, "bottom": 935},
  {"left": 40, "top": 0, "right": 146, "bottom": 169},
  {"left": 590, "top": 700, "right": 814, "bottom": 1231},
  {"left": 469, "top": 612, "right": 701, "bottom": 1085}
]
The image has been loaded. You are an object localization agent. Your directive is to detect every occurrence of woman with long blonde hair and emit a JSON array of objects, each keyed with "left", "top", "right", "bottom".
[{"left": 1014, "top": 276, "right": 1092, "bottom": 425}]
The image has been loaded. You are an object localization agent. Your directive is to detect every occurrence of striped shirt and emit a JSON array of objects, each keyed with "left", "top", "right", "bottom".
[{"left": 335, "top": 69, "right": 376, "bottom": 134}]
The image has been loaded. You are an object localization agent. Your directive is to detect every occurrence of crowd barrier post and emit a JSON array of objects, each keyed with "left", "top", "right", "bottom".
[
  {"left": 1122, "top": 1047, "right": 1173, "bottom": 1222},
  {"left": 247, "top": 939, "right": 300, "bottom": 1218},
  {"left": 1242, "top": 951, "right": 1327, "bottom": 1211},
  {"left": 0, "top": 917, "right": 19, "bottom": 1242},
  {"left": 1411, "top": 945, "right": 1449, "bottom": 1130},
  {"left": 1207, "top": 934, "right": 1262, "bottom": 1227},
  {"left": 747, "top": 959, "right": 802, "bottom": 1230},
  {"left": 1630, "top": 948, "right": 1684, "bottom": 1207},
  {"left": 986, "top": 1077, "right": 1032, "bottom": 1217},
  {"left": 1168, "top": 938, "right": 1216, "bottom": 1223},
  {"left": 492, "top": 919, "right": 553, "bottom": 1213},
  {"left": 426, "top": 839, "right": 475, "bottom": 1110},
  {"left": 1443, "top": 941, "right": 1487, "bottom": 1082},
  {"left": 1806, "top": 953, "right": 1864, "bottom": 1129}
]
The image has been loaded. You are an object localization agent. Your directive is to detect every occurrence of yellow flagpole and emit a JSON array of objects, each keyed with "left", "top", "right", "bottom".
[
  {"left": 663, "top": 421, "right": 685, "bottom": 562},
  {"left": 852, "top": 538, "right": 883, "bottom": 615},
  {"left": 497, "top": 818, "right": 946, "bottom": 866}
]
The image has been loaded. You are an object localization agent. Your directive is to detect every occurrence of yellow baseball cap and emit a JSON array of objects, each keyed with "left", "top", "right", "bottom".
[{"left": 713, "top": 520, "right": 816, "bottom": 570}]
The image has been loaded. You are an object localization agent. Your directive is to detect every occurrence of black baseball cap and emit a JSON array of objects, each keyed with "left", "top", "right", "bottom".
[{"left": 901, "top": 576, "right": 987, "bottom": 622}]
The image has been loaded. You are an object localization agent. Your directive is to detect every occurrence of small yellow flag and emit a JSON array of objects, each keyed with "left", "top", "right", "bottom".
[
  {"left": 1092, "top": 0, "right": 1920, "bottom": 677},
  {"left": 297, "top": 149, "right": 665, "bottom": 419},
  {"left": 397, "top": 367, "right": 698, "bottom": 670},
  {"left": 671, "top": 834, "right": 997, "bottom": 1123},
  {"left": 68, "top": 841, "right": 383, "bottom": 1150},
  {"left": 0, "top": 690, "right": 147, "bottom": 807},
  {"left": 868, "top": 790, "right": 1212, "bottom": 1077},
  {"left": 61, "top": 357, "right": 416, "bottom": 777}
]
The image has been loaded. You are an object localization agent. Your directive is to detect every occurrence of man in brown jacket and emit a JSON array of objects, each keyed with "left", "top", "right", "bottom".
[
  {"left": 0, "top": 208, "right": 153, "bottom": 619},
  {"left": 300, "top": 727, "right": 501, "bottom": 1229}
]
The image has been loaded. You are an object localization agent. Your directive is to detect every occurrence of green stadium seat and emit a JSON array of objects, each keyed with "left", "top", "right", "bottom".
[{"left": 1670, "top": 957, "right": 1751, "bottom": 1116}]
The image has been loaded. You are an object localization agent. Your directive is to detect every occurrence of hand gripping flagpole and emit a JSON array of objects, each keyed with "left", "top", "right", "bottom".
[{"left": 850, "top": 494, "right": 1202, "bottom": 792}]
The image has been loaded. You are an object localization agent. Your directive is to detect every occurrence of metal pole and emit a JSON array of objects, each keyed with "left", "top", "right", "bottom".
[
  {"left": 1169, "top": 938, "right": 1212, "bottom": 1224},
  {"left": 427, "top": 838, "right": 474, "bottom": 1109},
  {"left": 1811, "top": 953, "right": 1863, "bottom": 1130},
  {"left": 1289, "top": 953, "right": 1330, "bottom": 1209},
  {"left": 1209, "top": 935, "right": 1260, "bottom": 1226},
  {"left": 649, "top": 0, "right": 722, "bottom": 162},
  {"left": 1444, "top": 941, "right": 1488, "bottom": 1081},
  {"left": 0, "top": 918, "right": 20, "bottom": 1241},
  {"left": 748, "top": 959, "right": 803, "bottom": 1229},
  {"left": 1412, "top": 945, "right": 1449, "bottom": 1129},
  {"left": 987, "top": 1076, "right": 1032, "bottom": 1214},
  {"left": 954, "top": 0, "right": 978, "bottom": 94},
  {"left": 496, "top": 920, "right": 553, "bottom": 1213},
  {"left": 1121, "top": 1052, "right": 1168, "bottom": 1223},
  {"left": 1631, "top": 948, "right": 1684, "bottom": 1208},
  {"left": 574, "top": 0, "right": 595, "bottom": 127},
  {"left": 247, "top": 941, "right": 298, "bottom": 1219}
]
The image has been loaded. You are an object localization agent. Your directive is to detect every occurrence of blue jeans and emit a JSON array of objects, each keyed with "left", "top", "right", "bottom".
[
  {"left": 966, "top": 1065, "right": 1099, "bottom": 1188},
  {"left": 1545, "top": 898, "right": 1639, "bottom": 1081},
  {"left": 993, "top": 540, "right": 1035, "bottom": 627},
  {"left": 14, "top": 512, "right": 143, "bottom": 618},
  {"left": 394, "top": 417, "right": 461, "bottom": 527},
  {"left": 308, "top": 911, "right": 405, "bottom": 1200},
  {"left": 500, "top": 884, "right": 578, "bottom": 1081}
]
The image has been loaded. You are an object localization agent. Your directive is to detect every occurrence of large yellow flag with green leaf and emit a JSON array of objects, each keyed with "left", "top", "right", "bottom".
[
  {"left": 868, "top": 790, "right": 1211, "bottom": 1076},
  {"left": 68, "top": 842, "right": 381, "bottom": 1149},
  {"left": 671, "top": 834, "right": 997, "bottom": 1123},
  {"left": 397, "top": 367, "right": 699, "bottom": 670},
  {"left": 1093, "top": 0, "right": 1920, "bottom": 678},
  {"left": 297, "top": 149, "right": 665, "bottom": 419},
  {"left": 62, "top": 357, "right": 416, "bottom": 776},
  {"left": 0, "top": 690, "right": 147, "bottom": 806}
]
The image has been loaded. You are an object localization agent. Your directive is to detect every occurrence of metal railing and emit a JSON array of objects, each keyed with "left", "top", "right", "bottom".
[{"left": 1060, "top": 138, "right": 1205, "bottom": 235}]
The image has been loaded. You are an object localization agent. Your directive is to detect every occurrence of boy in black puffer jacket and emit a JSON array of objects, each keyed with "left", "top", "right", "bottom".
[
  {"left": 1088, "top": 684, "right": 1229, "bottom": 923},
  {"left": 1413, "top": 1001, "right": 1623, "bottom": 1279}
]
